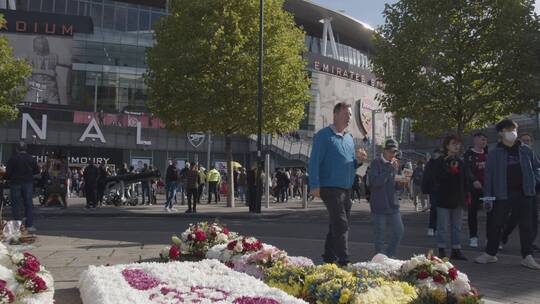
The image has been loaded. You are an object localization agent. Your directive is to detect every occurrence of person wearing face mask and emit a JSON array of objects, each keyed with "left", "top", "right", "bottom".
[
  {"left": 463, "top": 132, "right": 488, "bottom": 248},
  {"left": 499, "top": 133, "right": 540, "bottom": 253},
  {"left": 433, "top": 135, "right": 468, "bottom": 260},
  {"left": 475, "top": 119, "right": 540, "bottom": 270}
]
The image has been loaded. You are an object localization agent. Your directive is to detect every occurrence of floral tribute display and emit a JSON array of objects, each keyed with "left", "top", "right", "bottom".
[
  {"left": 154, "top": 222, "right": 483, "bottom": 304},
  {"left": 0, "top": 243, "right": 54, "bottom": 304},
  {"left": 78, "top": 259, "right": 307, "bottom": 304},
  {"left": 160, "top": 222, "right": 237, "bottom": 260},
  {"left": 399, "top": 254, "right": 481, "bottom": 303}
]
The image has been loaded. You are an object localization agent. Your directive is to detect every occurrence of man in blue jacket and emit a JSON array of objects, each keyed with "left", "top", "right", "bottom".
[
  {"left": 368, "top": 139, "right": 404, "bottom": 257},
  {"left": 308, "top": 102, "right": 368, "bottom": 266},
  {"left": 475, "top": 119, "right": 540, "bottom": 270}
]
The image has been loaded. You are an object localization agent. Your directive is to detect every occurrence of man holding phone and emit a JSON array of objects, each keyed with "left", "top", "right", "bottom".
[{"left": 308, "top": 102, "right": 368, "bottom": 266}]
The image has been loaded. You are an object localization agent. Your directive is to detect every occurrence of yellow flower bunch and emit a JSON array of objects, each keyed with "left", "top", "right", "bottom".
[
  {"left": 305, "top": 264, "right": 360, "bottom": 304},
  {"left": 356, "top": 281, "right": 418, "bottom": 304}
]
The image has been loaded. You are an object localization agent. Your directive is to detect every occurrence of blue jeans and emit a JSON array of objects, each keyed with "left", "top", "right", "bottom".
[
  {"left": 238, "top": 185, "right": 246, "bottom": 201},
  {"left": 372, "top": 212, "right": 404, "bottom": 257},
  {"left": 436, "top": 207, "right": 463, "bottom": 249},
  {"left": 10, "top": 183, "right": 34, "bottom": 227},
  {"left": 165, "top": 181, "right": 177, "bottom": 208}
]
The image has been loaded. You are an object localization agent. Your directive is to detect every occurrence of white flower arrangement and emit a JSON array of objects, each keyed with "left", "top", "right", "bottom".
[{"left": 79, "top": 259, "right": 307, "bottom": 304}]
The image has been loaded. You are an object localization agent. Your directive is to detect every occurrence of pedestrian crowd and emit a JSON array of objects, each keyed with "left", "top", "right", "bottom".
[{"left": 309, "top": 101, "right": 540, "bottom": 270}]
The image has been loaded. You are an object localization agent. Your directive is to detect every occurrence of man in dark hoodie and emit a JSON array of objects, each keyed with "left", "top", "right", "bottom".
[
  {"left": 368, "top": 139, "right": 404, "bottom": 257},
  {"left": 475, "top": 119, "right": 540, "bottom": 270}
]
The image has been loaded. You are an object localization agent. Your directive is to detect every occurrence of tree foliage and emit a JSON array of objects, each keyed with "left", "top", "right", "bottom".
[
  {"left": 145, "top": 0, "right": 311, "bottom": 136},
  {"left": 372, "top": 0, "right": 540, "bottom": 136},
  {"left": 0, "top": 15, "right": 32, "bottom": 122}
]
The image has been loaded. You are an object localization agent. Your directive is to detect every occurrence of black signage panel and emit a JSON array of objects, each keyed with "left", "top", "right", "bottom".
[
  {"left": 0, "top": 9, "right": 93, "bottom": 36},
  {"left": 24, "top": 145, "right": 123, "bottom": 167}
]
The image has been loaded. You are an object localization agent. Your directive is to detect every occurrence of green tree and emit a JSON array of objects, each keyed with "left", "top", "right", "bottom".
[
  {"left": 146, "top": 0, "right": 311, "bottom": 206},
  {"left": 372, "top": 0, "right": 540, "bottom": 137},
  {"left": 0, "top": 15, "right": 32, "bottom": 122}
]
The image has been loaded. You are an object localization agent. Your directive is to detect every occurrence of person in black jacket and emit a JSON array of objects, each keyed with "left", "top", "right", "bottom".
[
  {"left": 433, "top": 135, "right": 468, "bottom": 260},
  {"left": 5, "top": 142, "right": 40, "bottom": 231},
  {"left": 83, "top": 160, "right": 99, "bottom": 208},
  {"left": 422, "top": 148, "right": 443, "bottom": 237},
  {"left": 164, "top": 160, "right": 179, "bottom": 212},
  {"left": 96, "top": 164, "right": 108, "bottom": 206},
  {"left": 185, "top": 163, "right": 200, "bottom": 213},
  {"left": 463, "top": 132, "right": 488, "bottom": 248}
]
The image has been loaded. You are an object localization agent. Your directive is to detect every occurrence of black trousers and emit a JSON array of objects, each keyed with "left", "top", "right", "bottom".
[
  {"left": 208, "top": 182, "right": 219, "bottom": 203},
  {"left": 187, "top": 188, "right": 199, "bottom": 211},
  {"left": 321, "top": 187, "right": 352, "bottom": 264},
  {"left": 468, "top": 190, "right": 483, "bottom": 238},
  {"left": 486, "top": 192, "right": 534, "bottom": 258},
  {"left": 97, "top": 182, "right": 106, "bottom": 204},
  {"left": 429, "top": 193, "right": 438, "bottom": 230},
  {"left": 141, "top": 182, "right": 151, "bottom": 204},
  {"left": 85, "top": 185, "right": 97, "bottom": 207},
  {"left": 502, "top": 194, "right": 538, "bottom": 245}
]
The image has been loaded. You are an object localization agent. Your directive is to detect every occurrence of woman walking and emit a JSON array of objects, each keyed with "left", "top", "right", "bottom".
[{"left": 434, "top": 135, "right": 468, "bottom": 260}]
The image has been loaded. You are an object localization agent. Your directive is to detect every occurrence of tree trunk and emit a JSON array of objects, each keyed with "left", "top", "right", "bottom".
[
  {"left": 225, "top": 133, "right": 235, "bottom": 207},
  {"left": 456, "top": 120, "right": 465, "bottom": 139}
]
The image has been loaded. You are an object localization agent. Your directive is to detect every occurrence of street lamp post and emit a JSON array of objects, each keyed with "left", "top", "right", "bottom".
[
  {"left": 371, "top": 109, "right": 382, "bottom": 159},
  {"left": 255, "top": 0, "right": 264, "bottom": 214}
]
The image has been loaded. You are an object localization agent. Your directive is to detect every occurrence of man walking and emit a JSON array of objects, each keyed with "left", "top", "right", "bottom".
[
  {"left": 368, "top": 139, "right": 404, "bottom": 257},
  {"left": 207, "top": 166, "right": 221, "bottom": 204},
  {"left": 5, "top": 142, "right": 39, "bottom": 231},
  {"left": 83, "top": 160, "right": 99, "bottom": 209},
  {"left": 411, "top": 161, "right": 426, "bottom": 212},
  {"left": 475, "top": 119, "right": 540, "bottom": 269},
  {"left": 308, "top": 102, "right": 368, "bottom": 266},
  {"left": 164, "top": 160, "right": 179, "bottom": 212},
  {"left": 463, "top": 132, "right": 488, "bottom": 248},
  {"left": 185, "top": 163, "right": 200, "bottom": 213}
]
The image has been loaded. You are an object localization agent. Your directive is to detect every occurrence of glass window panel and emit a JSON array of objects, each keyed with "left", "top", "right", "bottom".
[
  {"left": 41, "top": 0, "right": 53, "bottom": 12},
  {"left": 127, "top": 8, "right": 138, "bottom": 31},
  {"left": 66, "top": 0, "right": 78, "bottom": 15},
  {"left": 29, "top": 0, "right": 40, "bottom": 11},
  {"left": 78, "top": 2, "right": 88, "bottom": 16},
  {"left": 139, "top": 10, "right": 150, "bottom": 31},
  {"left": 54, "top": 0, "right": 66, "bottom": 14},
  {"left": 16, "top": 0, "right": 28, "bottom": 10},
  {"left": 151, "top": 12, "right": 163, "bottom": 30},
  {"left": 103, "top": 5, "right": 114, "bottom": 29},
  {"left": 115, "top": 7, "right": 127, "bottom": 31},
  {"left": 90, "top": 3, "right": 103, "bottom": 28}
]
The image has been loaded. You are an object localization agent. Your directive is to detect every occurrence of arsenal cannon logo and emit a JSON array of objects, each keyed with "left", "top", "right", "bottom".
[{"left": 187, "top": 132, "right": 206, "bottom": 148}]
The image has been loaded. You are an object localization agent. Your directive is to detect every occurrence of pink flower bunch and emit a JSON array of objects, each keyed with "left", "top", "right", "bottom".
[
  {"left": 121, "top": 269, "right": 161, "bottom": 291},
  {"left": 176, "top": 222, "right": 235, "bottom": 259},
  {"left": 0, "top": 280, "right": 14, "bottom": 303},
  {"left": 246, "top": 247, "right": 287, "bottom": 268},
  {"left": 226, "top": 237, "right": 263, "bottom": 255},
  {"left": 15, "top": 252, "right": 48, "bottom": 294}
]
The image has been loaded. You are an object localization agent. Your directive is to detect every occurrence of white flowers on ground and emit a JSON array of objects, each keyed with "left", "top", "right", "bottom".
[{"left": 79, "top": 259, "right": 307, "bottom": 304}]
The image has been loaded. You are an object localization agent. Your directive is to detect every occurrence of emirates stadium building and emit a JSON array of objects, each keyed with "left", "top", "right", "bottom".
[{"left": 0, "top": 0, "right": 392, "bottom": 171}]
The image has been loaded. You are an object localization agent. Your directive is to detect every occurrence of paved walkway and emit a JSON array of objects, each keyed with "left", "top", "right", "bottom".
[{"left": 4, "top": 196, "right": 538, "bottom": 303}]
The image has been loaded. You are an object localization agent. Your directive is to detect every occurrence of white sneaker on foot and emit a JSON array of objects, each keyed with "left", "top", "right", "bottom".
[
  {"left": 170, "top": 208, "right": 178, "bottom": 212},
  {"left": 26, "top": 226, "right": 37, "bottom": 232},
  {"left": 427, "top": 229, "right": 435, "bottom": 237},
  {"left": 521, "top": 255, "right": 540, "bottom": 270},
  {"left": 166, "top": 208, "right": 172, "bottom": 213},
  {"left": 469, "top": 237, "right": 478, "bottom": 248},
  {"left": 475, "top": 253, "right": 498, "bottom": 264}
]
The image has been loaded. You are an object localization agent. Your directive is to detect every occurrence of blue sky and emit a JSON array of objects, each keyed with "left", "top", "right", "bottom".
[{"left": 311, "top": 0, "right": 540, "bottom": 28}]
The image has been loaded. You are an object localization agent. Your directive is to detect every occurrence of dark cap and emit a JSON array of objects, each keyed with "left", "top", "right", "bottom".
[{"left": 384, "top": 139, "right": 399, "bottom": 152}]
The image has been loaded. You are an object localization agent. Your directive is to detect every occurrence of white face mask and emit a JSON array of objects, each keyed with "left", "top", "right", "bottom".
[{"left": 503, "top": 131, "right": 518, "bottom": 142}]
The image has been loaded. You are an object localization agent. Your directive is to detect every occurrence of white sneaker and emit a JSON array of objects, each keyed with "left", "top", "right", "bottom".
[
  {"left": 165, "top": 208, "right": 172, "bottom": 213},
  {"left": 427, "top": 229, "right": 435, "bottom": 237},
  {"left": 26, "top": 226, "right": 37, "bottom": 232},
  {"left": 521, "top": 255, "right": 540, "bottom": 270},
  {"left": 170, "top": 208, "right": 178, "bottom": 212},
  {"left": 469, "top": 237, "right": 478, "bottom": 248},
  {"left": 475, "top": 253, "right": 498, "bottom": 264},
  {"left": 499, "top": 243, "right": 504, "bottom": 250}
]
